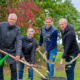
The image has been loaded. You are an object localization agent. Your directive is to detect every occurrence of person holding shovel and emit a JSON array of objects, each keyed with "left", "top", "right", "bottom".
[
  {"left": 0, "top": 13, "right": 22, "bottom": 80},
  {"left": 18, "top": 28, "right": 37, "bottom": 80},
  {"left": 59, "top": 18, "right": 80, "bottom": 80},
  {"left": 36, "top": 17, "right": 58, "bottom": 76}
]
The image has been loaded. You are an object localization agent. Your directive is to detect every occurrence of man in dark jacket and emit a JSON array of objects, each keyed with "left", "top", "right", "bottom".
[
  {"left": 0, "top": 13, "right": 22, "bottom": 80},
  {"left": 59, "top": 18, "right": 80, "bottom": 80}
]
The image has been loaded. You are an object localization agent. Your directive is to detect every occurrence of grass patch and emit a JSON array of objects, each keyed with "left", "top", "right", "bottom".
[{"left": 3, "top": 52, "right": 80, "bottom": 80}]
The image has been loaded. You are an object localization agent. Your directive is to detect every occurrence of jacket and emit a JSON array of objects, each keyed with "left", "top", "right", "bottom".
[
  {"left": 39, "top": 25, "right": 58, "bottom": 52},
  {"left": 0, "top": 22, "right": 22, "bottom": 64},
  {"left": 60, "top": 24, "right": 79, "bottom": 58},
  {"left": 21, "top": 36, "right": 37, "bottom": 64}
]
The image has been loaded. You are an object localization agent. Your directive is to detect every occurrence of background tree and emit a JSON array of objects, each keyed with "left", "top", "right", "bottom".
[
  {"left": 0, "top": 0, "right": 80, "bottom": 46},
  {"left": 34, "top": 0, "right": 80, "bottom": 39},
  {"left": 0, "top": 0, "right": 41, "bottom": 42}
]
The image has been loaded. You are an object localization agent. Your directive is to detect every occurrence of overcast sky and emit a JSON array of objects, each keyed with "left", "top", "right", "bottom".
[{"left": 62, "top": 0, "right": 80, "bottom": 12}]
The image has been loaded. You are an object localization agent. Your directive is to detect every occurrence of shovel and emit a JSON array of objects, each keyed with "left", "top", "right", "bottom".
[
  {"left": 60, "top": 56, "right": 79, "bottom": 66},
  {"left": 56, "top": 56, "right": 79, "bottom": 72},
  {"left": 0, "top": 49, "right": 46, "bottom": 79},
  {"left": 56, "top": 60, "right": 64, "bottom": 72},
  {"left": 38, "top": 50, "right": 54, "bottom": 64},
  {"left": 24, "top": 60, "right": 42, "bottom": 69}
]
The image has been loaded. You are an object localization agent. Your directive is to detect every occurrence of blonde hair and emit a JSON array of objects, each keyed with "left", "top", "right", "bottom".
[{"left": 27, "top": 28, "right": 35, "bottom": 34}]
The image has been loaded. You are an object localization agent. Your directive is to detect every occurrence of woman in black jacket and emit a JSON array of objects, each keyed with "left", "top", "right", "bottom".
[{"left": 18, "top": 28, "right": 37, "bottom": 80}]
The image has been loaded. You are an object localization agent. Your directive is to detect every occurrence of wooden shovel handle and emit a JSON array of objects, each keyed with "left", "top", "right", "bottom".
[
  {"left": 38, "top": 50, "right": 43, "bottom": 56},
  {"left": 0, "top": 50, "right": 15, "bottom": 59},
  {"left": 0, "top": 49, "right": 46, "bottom": 78},
  {"left": 70, "top": 56, "right": 79, "bottom": 63},
  {"left": 38, "top": 50, "right": 47, "bottom": 60},
  {"left": 60, "top": 60, "right": 63, "bottom": 64},
  {"left": 0, "top": 50, "right": 31, "bottom": 66},
  {"left": 24, "top": 60, "right": 42, "bottom": 69}
]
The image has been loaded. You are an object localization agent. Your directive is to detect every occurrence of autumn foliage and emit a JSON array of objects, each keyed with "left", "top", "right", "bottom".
[{"left": 0, "top": 0, "right": 41, "bottom": 34}]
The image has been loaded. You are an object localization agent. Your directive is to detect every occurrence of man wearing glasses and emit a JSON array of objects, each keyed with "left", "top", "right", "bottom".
[{"left": 0, "top": 13, "right": 22, "bottom": 80}]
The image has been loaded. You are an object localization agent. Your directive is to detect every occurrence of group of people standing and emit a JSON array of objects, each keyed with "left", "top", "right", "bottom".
[{"left": 0, "top": 13, "right": 80, "bottom": 80}]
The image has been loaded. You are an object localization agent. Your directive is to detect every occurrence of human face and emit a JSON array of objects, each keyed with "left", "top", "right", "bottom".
[
  {"left": 27, "top": 31, "right": 34, "bottom": 39},
  {"left": 8, "top": 15, "right": 17, "bottom": 26},
  {"left": 44, "top": 19, "right": 53, "bottom": 29},
  {"left": 59, "top": 20, "right": 67, "bottom": 31}
]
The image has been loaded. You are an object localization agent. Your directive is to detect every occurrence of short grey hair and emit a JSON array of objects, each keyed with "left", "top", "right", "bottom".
[
  {"left": 27, "top": 28, "right": 35, "bottom": 34},
  {"left": 59, "top": 18, "right": 67, "bottom": 23},
  {"left": 8, "top": 13, "right": 17, "bottom": 20}
]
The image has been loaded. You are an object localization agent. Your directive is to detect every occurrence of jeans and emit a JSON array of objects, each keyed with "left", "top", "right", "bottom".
[
  {"left": 46, "top": 48, "right": 58, "bottom": 76},
  {"left": 65, "top": 57, "right": 76, "bottom": 80},
  {"left": 18, "top": 62, "right": 33, "bottom": 80},
  {"left": 0, "top": 62, "right": 17, "bottom": 80}
]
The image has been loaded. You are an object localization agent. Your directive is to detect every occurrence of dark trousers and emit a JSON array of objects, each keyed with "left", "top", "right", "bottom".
[
  {"left": 0, "top": 62, "right": 17, "bottom": 80},
  {"left": 65, "top": 57, "right": 76, "bottom": 80}
]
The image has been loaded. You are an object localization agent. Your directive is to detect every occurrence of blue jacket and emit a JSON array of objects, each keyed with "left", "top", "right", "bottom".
[{"left": 39, "top": 25, "right": 58, "bottom": 52}]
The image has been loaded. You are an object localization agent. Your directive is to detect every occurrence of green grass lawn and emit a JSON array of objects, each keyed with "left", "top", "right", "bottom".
[{"left": 3, "top": 52, "right": 80, "bottom": 80}]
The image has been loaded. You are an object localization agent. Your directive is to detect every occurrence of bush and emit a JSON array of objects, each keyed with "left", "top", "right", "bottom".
[{"left": 58, "top": 44, "right": 63, "bottom": 51}]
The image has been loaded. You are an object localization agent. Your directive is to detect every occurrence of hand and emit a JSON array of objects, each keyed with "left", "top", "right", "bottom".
[
  {"left": 15, "top": 55, "right": 20, "bottom": 62},
  {"left": 61, "top": 49, "right": 64, "bottom": 52},
  {"left": 43, "top": 52, "right": 47, "bottom": 59},
  {"left": 30, "top": 63, "right": 33, "bottom": 66},
  {"left": 78, "top": 53, "right": 80, "bottom": 58},
  {"left": 21, "top": 57, "right": 25, "bottom": 61},
  {"left": 60, "top": 58, "right": 64, "bottom": 64},
  {"left": 36, "top": 47, "right": 41, "bottom": 51}
]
